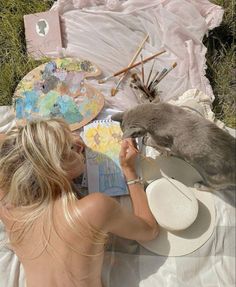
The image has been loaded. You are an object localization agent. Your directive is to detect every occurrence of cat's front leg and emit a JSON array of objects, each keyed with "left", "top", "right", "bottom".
[
  {"left": 142, "top": 135, "right": 158, "bottom": 149},
  {"left": 194, "top": 181, "right": 213, "bottom": 192},
  {"left": 160, "top": 147, "right": 172, "bottom": 157}
]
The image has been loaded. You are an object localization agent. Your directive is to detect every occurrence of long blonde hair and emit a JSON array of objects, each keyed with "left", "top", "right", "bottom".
[{"left": 0, "top": 118, "right": 107, "bottom": 252}]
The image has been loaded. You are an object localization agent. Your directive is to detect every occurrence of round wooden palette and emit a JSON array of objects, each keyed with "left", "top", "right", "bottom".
[{"left": 13, "top": 58, "right": 104, "bottom": 130}]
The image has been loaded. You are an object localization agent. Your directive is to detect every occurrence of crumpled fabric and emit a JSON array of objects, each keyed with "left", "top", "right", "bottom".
[
  {"left": 0, "top": 106, "right": 16, "bottom": 133},
  {"left": 169, "top": 88, "right": 226, "bottom": 129},
  {"left": 1, "top": 1, "right": 234, "bottom": 287},
  {"left": 49, "top": 0, "right": 223, "bottom": 111},
  {"left": 0, "top": 92, "right": 235, "bottom": 287}
]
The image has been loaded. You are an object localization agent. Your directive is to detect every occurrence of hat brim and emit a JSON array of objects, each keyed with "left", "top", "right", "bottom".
[{"left": 139, "top": 153, "right": 216, "bottom": 256}]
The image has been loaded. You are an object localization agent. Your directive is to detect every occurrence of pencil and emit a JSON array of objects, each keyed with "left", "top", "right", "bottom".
[
  {"left": 124, "top": 139, "right": 192, "bottom": 200},
  {"left": 98, "top": 50, "right": 166, "bottom": 84}
]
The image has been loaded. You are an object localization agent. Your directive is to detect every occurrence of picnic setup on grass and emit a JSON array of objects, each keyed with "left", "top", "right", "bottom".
[{"left": 0, "top": 1, "right": 235, "bottom": 287}]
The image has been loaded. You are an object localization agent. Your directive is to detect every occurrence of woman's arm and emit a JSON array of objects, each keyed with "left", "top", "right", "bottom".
[
  {"left": 82, "top": 139, "right": 159, "bottom": 242},
  {"left": 119, "top": 139, "right": 158, "bottom": 230}
]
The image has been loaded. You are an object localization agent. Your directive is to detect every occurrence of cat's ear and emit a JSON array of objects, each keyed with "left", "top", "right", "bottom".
[
  {"left": 111, "top": 112, "right": 124, "bottom": 123},
  {"left": 122, "top": 127, "right": 146, "bottom": 139}
]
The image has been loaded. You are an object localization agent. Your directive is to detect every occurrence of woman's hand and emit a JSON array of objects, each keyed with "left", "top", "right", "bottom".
[{"left": 119, "top": 138, "right": 139, "bottom": 179}]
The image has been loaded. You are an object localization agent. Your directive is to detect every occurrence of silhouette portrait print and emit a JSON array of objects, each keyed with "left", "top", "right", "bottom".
[{"left": 36, "top": 20, "right": 49, "bottom": 36}]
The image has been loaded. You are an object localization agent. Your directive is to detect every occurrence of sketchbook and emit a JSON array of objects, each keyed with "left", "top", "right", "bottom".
[{"left": 83, "top": 120, "right": 129, "bottom": 196}]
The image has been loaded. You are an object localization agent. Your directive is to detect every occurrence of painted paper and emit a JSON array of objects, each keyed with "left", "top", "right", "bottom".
[{"left": 83, "top": 120, "right": 128, "bottom": 196}]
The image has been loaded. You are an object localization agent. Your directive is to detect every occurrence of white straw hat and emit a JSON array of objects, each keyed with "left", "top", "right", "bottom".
[
  {"left": 146, "top": 177, "right": 199, "bottom": 232},
  {"left": 139, "top": 154, "right": 216, "bottom": 256}
]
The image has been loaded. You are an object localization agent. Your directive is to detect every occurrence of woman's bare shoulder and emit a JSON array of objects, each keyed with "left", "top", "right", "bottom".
[
  {"left": 75, "top": 193, "right": 119, "bottom": 229},
  {"left": 79, "top": 192, "right": 115, "bottom": 205}
]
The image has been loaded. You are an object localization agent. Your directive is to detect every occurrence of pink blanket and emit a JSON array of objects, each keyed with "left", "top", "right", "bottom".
[{"left": 51, "top": 0, "right": 223, "bottom": 111}]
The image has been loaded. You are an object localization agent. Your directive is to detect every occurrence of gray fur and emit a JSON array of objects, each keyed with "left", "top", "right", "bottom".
[{"left": 112, "top": 103, "right": 236, "bottom": 190}]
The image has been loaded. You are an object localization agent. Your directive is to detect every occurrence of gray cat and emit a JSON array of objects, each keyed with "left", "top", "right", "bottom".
[{"left": 112, "top": 102, "right": 236, "bottom": 191}]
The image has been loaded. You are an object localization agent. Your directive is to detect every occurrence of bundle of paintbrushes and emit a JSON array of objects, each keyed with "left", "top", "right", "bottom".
[
  {"left": 130, "top": 61, "right": 177, "bottom": 103},
  {"left": 98, "top": 33, "right": 177, "bottom": 99},
  {"left": 98, "top": 34, "right": 167, "bottom": 97}
]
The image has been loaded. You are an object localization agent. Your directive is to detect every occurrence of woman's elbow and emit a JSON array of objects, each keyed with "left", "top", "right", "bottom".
[{"left": 142, "top": 223, "right": 160, "bottom": 242}]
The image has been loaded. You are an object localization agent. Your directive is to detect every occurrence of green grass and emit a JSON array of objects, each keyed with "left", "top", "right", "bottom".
[
  {"left": 204, "top": 0, "right": 236, "bottom": 128},
  {"left": 0, "top": 0, "right": 53, "bottom": 105},
  {"left": 0, "top": 0, "right": 235, "bottom": 127}
]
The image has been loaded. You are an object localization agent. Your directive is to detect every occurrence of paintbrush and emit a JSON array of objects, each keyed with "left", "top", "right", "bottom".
[
  {"left": 130, "top": 73, "right": 156, "bottom": 101},
  {"left": 149, "top": 67, "right": 167, "bottom": 91},
  {"left": 153, "top": 62, "right": 177, "bottom": 86},
  {"left": 133, "top": 73, "right": 153, "bottom": 99},
  {"left": 161, "top": 172, "right": 192, "bottom": 201},
  {"left": 122, "top": 139, "right": 192, "bottom": 200},
  {"left": 125, "top": 140, "right": 192, "bottom": 200},
  {"left": 156, "top": 62, "right": 177, "bottom": 83},
  {"left": 146, "top": 58, "right": 156, "bottom": 88},
  {"left": 98, "top": 50, "right": 166, "bottom": 84},
  {"left": 148, "top": 69, "right": 159, "bottom": 89},
  {"left": 140, "top": 54, "right": 145, "bottom": 85},
  {"left": 111, "top": 34, "right": 149, "bottom": 97}
]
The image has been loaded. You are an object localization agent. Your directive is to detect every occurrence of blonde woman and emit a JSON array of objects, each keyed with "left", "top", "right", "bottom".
[{"left": 0, "top": 118, "right": 159, "bottom": 287}]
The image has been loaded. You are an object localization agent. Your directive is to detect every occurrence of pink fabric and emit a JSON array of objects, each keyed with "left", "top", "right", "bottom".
[{"left": 50, "top": 0, "right": 223, "bottom": 111}]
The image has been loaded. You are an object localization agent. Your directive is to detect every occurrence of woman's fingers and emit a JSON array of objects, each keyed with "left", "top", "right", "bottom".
[
  {"left": 126, "top": 137, "right": 137, "bottom": 148},
  {"left": 120, "top": 139, "right": 138, "bottom": 160},
  {"left": 125, "top": 139, "right": 138, "bottom": 156},
  {"left": 120, "top": 140, "right": 129, "bottom": 158}
]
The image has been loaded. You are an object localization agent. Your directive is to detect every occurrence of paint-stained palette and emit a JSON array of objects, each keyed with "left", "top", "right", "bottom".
[{"left": 14, "top": 58, "right": 104, "bottom": 130}]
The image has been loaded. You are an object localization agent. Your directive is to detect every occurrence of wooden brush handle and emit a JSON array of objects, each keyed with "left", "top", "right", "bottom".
[{"left": 113, "top": 50, "right": 166, "bottom": 77}]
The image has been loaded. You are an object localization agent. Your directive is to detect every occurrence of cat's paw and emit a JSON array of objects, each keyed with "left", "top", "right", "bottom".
[
  {"left": 142, "top": 135, "right": 153, "bottom": 147},
  {"left": 142, "top": 135, "right": 148, "bottom": 146},
  {"left": 160, "top": 148, "right": 172, "bottom": 157}
]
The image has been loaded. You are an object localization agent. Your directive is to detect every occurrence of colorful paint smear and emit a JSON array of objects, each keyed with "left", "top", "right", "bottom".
[
  {"left": 83, "top": 120, "right": 128, "bottom": 196},
  {"left": 14, "top": 58, "right": 104, "bottom": 130}
]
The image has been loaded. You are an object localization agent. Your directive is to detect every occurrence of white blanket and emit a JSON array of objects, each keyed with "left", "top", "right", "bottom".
[{"left": 1, "top": 1, "right": 235, "bottom": 287}]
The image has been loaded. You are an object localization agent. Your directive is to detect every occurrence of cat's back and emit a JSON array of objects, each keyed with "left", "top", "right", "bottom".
[
  {"left": 140, "top": 103, "right": 235, "bottom": 185},
  {"left": 149, "top": 103, "right": 235, "bottom": 157},
  {"left": 198, "top": 119, "right": 235, "bottom": 159}
]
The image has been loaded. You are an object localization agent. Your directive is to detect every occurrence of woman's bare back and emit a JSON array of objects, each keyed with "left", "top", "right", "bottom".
[
  {"left": 0, "top": 119, "right": 158, "bottom": 287},
  {"left": 0, "top": 195, "right": 105, "bottom": 287}
]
